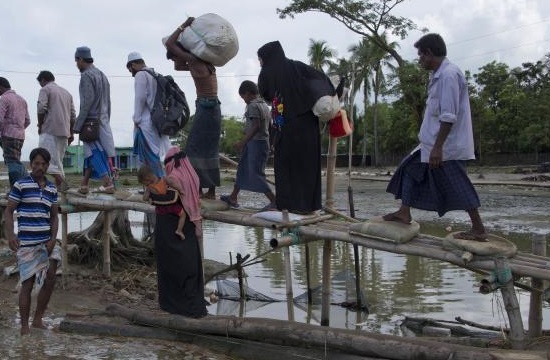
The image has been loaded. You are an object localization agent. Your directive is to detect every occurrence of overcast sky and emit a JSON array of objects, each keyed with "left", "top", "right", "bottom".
[{"left": 1, "top": 0, "right": 549, "bottom": 159}]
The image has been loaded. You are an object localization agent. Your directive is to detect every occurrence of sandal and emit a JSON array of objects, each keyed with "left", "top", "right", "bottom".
[
  {"left": 220, "top": 195, "right": 240, "bottom": 209},
  {"left": 78, "top": 186, "right": 89, "bottom": 195},
  {"left": 98, "top": 185, "right": 115, "bottom": 194}
]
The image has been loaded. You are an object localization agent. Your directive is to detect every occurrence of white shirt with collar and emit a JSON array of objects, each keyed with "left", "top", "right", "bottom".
[
  {"left": 133, "top": 67, "right": 170, "bottom": 158},
  {"left": 418, "top": 58, "right": 475, "bottom": 162}
]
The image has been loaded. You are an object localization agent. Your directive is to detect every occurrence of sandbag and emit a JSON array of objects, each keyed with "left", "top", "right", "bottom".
[
  {"left": 177, "top": 13, "right": 239, "bottom": 66},
  {"left": 349, "top": 217, "right": 420, "bottom": 243}
]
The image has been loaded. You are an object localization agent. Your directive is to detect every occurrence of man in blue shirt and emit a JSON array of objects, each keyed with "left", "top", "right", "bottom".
[{"left": 4, "top": 147, "right": 61, "bottom": 335}]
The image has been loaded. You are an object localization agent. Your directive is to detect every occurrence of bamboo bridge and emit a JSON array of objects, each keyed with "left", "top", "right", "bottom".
[{"left": 1, "top": 144, "right": 549, "bottom": 355}]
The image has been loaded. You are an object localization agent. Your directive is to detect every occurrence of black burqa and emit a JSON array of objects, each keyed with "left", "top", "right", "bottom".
[
  {"left": 151, "top": 190, "right": 207, "bottom": 318},
  {"left": 257, "top": 41, "right": 335, "bottom": 213}
]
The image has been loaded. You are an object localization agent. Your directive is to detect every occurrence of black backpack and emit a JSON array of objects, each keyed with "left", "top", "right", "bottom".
[{"left": 141, "top": 69, "right": 190, "bottom": 136}]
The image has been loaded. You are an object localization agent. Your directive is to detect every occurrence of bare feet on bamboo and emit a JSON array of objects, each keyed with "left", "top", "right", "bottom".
[{"left": 382, "top": 211, "right": 412, "bottom": 225}]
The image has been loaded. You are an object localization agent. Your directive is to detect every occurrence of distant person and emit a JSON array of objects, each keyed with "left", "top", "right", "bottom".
[
  {"left": 0, "top": 77, "right": 30, "bottom": 187},
  {"left": 36, "top": 70, "right": 76, "bottom": 191},
  {"left": 127, "top": 52, "right": 171, "bottom": 177},
  {"left": 138, "top": 165, "right": 187, "bottom": 240},
  {"left": 257, "top": 41, "right": 335, "bottom": 214},
  {"left": 164, "top": 17, "right": 221, "bottom": 200},
  {"left": 382, "top": 33, "right": 487, "bottom": 241},
  {"left": 147, "top": 146, "right": 207, "bottom": 317},
  {"left": 4, "top": 147, "right": 61, "bottom": 335},
  {"left": 73, "top": 46, "right": 116, "bottom": 194},
  {"left": 220, "top": 80, "right": 275, "bottom": 210}
]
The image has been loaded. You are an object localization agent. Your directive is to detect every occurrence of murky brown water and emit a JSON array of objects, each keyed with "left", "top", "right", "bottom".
[{"left": 1, "top": 175, "right": 548, "bottom": 359}]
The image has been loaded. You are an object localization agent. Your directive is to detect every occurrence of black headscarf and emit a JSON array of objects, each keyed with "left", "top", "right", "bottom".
[{"left": 257, "top": 41, "right": 335, "bottom": 118}]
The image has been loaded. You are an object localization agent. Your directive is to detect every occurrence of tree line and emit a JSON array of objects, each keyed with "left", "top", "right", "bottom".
[{"left": 183, "top": 1, "right": 550, "bottom": 167}]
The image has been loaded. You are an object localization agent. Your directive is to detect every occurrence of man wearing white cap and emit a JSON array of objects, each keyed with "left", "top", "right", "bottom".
[{"left": 127, "top": 52, "right": 170, "bottom": 177}]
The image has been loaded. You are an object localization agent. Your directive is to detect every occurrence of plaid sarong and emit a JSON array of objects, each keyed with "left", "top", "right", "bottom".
[
  {"left": 1, "top": 136, "right": 24, "bottom": 162},
  {"left": 386, "top": 150, "right": 481, "bottom": 216},
  {"left": 1, "top": 136, "right": 26, "bottom": 186}
]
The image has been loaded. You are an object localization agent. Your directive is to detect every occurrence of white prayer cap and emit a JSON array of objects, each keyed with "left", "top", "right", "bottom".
[{"left": 127, "top": 52, "right": 143, "bottom": 64}]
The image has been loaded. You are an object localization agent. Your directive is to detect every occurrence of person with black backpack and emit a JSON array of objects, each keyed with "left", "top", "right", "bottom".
[
  {"left": 164, "top": 17, "right": 221, "bottom": 200},
  {"left": 126, "top": 52, "right": 171, "bottom": 178}
]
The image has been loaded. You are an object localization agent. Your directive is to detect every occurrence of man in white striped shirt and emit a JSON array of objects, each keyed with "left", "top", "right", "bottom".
[{"left": 4, "top": 147, "right": 61, "bottom": 335}]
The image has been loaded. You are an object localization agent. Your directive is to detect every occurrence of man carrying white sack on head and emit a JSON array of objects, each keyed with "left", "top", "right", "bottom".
[{"left": 164, "top": 17, "right": 222, "bottom": 200}]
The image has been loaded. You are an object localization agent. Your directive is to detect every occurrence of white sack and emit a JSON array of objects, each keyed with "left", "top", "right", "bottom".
[{"left": 177, "top": 13, "right": 239, "bottom": 67}]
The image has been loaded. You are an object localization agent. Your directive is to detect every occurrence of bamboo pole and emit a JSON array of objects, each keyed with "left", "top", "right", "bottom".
[
  {"left": 281, "top": 210, "right": 294, "bottom": 321},
  {"left": 321, "top": 238, "right": 332, "bottom": 326},
  {"left": 271, "top": 214, "right": 334, "bottom": 229},
  {"left": 321, "top": 136, "right": 337, "bottom": 326},
  {"left": 495, "top": 257, "right": 525, "bottom": 349},
  {"left": 322, "top": 206, "right": 361, "bottom": 223},
  {"left": 325, "top": 136, "right": 337, "bottom": 208},
  {"left": 61, "top": 211, "right": 69, "bottom": 285},
  {"left": 102, "top": 211, "right": 112, "bottom": 278},
  {"left": 528, "top": 234, "right": 546, "bottom": 339},
  {"left": 305, "top": 242, "right": 312, "bottom": 304}
]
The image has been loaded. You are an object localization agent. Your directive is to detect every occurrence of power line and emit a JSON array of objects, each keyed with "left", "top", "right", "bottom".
[
  {"left": 447, "top": 17, "right": 550, "bottom": 46},
  {"left": 0, "top": 69, "right": 258, "bottom": 79}
]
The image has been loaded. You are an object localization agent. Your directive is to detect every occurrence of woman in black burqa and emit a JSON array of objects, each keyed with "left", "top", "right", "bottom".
[
  {"left": 148, "top": 147, "right": 207, "bottom": 318},
  {"left": 257, "top": 41, "right": 335, "bottom": 214}
]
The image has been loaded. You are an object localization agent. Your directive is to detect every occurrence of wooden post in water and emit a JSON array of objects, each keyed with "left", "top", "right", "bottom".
[
  {"left": 495, "top": 257, "right": 525, "bottom": 349},
  {"left": 325, "top": 136, "right": 337, "bottom": 209},
  {"left": 282, "top": 210, "right": 294, "bottom": 321},
  {"left": 305, "top": 243, "right": 313, "bottom": 304},
  {"left": 61, "top": 211, "right": 69, "bottom": 285},
  {"left": 529, "top": 233, "right": 546, "bottom": 338},
  {"left": 102, "top": 211, "right": 112, "bottom": 278},
  {"left": 321, "top": 136, "right": 337, "bottom": 326}
]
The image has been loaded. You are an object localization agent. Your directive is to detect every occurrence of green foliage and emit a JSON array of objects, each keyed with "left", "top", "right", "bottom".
[
  {"left": 278, "top": 0, "right": 423, "bottom": 66},
  {"left": 220, "top": 116, "right": 245, "bottom": 157}
]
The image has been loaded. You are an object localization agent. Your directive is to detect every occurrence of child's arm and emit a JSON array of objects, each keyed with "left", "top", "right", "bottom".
[
  {"left": 142, "top": 187, "right": 151, "bottom": 202},
  {"left": 165, "top": 175, "right": 183, "bottom": 194}
]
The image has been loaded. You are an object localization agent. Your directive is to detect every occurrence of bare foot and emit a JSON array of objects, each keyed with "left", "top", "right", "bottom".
[
  {"left": 32, "top": 320, "right": 48, "bottom": 330},
  {"left": 175, "top": 231, "right": 185, "bottom": 240},
  {"left": 382, "top": 211, "right": 412, "bottom": 225},
  {"left": 453, "top": 231, "right": 488, "bottom": 242},
  {"left": 20, "top": 326, "right": 31, "bottom": 335}
]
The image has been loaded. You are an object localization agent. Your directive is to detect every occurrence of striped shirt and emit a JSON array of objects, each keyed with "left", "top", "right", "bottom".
[{"left": 8, "top": 176, "right": 58, "bottom": 245}]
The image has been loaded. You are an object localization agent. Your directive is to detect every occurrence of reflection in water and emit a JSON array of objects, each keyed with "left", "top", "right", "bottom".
[{"left": 201, "top": 219, "right": 549, "bottom": 335}]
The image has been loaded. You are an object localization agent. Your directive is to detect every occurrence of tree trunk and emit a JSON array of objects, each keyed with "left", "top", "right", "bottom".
[
  {"left": 67, "top": 210, "right": 153, "bottom": 269},
  {"left": 104, "top": 303, "right": 550, "bottom": 360}
]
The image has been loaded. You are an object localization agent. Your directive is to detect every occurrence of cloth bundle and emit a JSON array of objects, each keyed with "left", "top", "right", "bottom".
[
  {"left": 329, "top": 109, "right": 353, "bottom": 138},
  {"left": 177, "top": 13, "right": 239, "bottom": 66}
]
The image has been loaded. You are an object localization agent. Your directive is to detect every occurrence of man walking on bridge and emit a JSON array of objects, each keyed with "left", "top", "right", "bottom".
[{"left": 383, "top": 33, "right": 487, "bottom": 241}]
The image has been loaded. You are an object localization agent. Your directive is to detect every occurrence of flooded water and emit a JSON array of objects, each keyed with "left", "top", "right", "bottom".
[{"left": 1, "top": 177, "right": 549, "bottom": 359}]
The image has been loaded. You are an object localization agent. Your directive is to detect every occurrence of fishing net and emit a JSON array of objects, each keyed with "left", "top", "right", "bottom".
[{"left": 215, "top": 270, "right": 366, "bottom": 310}]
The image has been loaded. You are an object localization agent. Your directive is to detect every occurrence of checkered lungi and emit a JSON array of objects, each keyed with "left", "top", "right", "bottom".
[{"left": 386, "top": 150, "right": 481, "bottom": 216}]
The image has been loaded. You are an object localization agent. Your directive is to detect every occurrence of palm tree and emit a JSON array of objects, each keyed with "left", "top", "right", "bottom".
[
  {"left": 348, "top": 39, "right": 374, "bottom": 166},
  {"left": 368, "top": 34, "right": 398, "bottom": 166},
  {"left": 349, "top": 35, "right": 397, "bottom": 166},
  {"left": 307, "top": 39, "right": 336, "bottom": 73}
]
